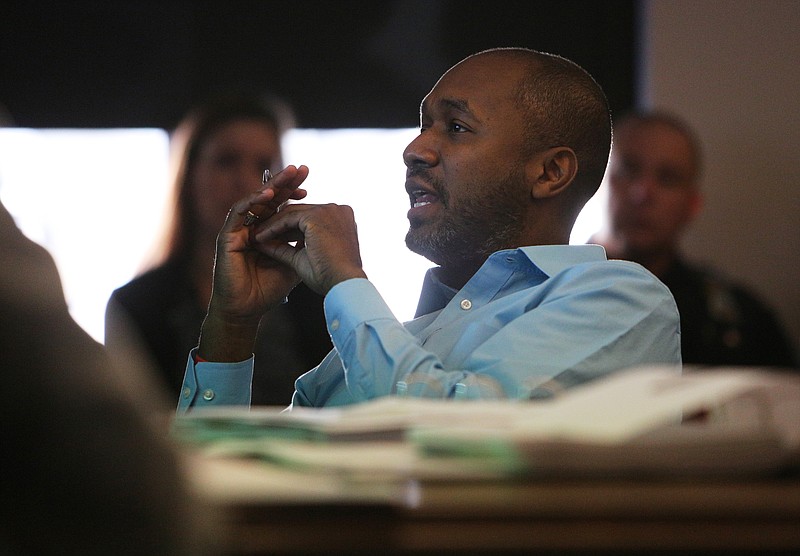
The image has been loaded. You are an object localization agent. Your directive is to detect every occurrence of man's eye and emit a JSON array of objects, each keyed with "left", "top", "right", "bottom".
[
  {"left": 658, "top": 171, "right": 685, "bottom": 187},
  {"left": 449, "top": 122, "right": 467, "bottom": 133}
]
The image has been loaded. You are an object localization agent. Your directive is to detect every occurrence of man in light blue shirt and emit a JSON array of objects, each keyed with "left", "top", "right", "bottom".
[{"left": 178, "top": 47, "right": 681, "bottom": 412}]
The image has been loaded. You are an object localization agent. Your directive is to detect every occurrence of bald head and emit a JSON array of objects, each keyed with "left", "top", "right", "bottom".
[
  {"left": 465, "top": 48, "right": 612, "bottom": 201},
  {"left": 614, "top": 110, "right": 703, "bottom": 181},
  {"left": 599, "top": 109, "right": 704, "bottom": 274}
]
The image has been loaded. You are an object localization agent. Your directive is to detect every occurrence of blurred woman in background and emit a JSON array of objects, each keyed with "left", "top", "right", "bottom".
[{"left": 106, "top": 91, "right": 331, "bottom": 405}]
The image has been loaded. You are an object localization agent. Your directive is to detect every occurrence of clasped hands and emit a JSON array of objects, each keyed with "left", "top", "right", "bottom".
[{"left": 207, "top": 165, "right": 367, "bottom": 331}]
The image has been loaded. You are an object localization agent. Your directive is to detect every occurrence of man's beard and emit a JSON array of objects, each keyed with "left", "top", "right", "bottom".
[{"left": 405, "top": 169, "right": 527, "bottom": 268}]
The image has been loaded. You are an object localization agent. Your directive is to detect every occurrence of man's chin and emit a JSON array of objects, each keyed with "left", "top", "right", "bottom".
[
  {"left": 405, "top": 231, "right": 443, "bottom": 266},
  {"left": 620, "top": 237, "right": 663, "bottom": 258}
]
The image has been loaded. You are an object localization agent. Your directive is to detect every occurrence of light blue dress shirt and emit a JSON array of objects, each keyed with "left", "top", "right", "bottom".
[{"left": 177, "top": 245, "right": 681, "bottom": 412}]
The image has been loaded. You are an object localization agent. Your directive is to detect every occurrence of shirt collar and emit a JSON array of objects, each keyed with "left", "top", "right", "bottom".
[
  {"left": 516, "top": 244, "right": 607, "bottom": 277},
  {"left": 414, "top": 245, "right": 607, "bottom": 317},
  {"left": 414, "top": 267, "right": 458, "bottom": 318}
]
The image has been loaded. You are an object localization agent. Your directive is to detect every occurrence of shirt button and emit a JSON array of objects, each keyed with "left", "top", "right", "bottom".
[
  {"left": 182, "top": 387, "right": 191, "bottom": 398},
  {"left": 330, "top": 319, "right": 340, "bottom": 331},
  {"left": 202, "top": 389, "right": 215, "bottom": 401},
  {"left": 460, "top": 299, "right": 472, "bottom": 310}
]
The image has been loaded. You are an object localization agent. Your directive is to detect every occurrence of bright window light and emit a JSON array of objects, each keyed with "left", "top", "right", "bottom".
[
  {"left": 571, "top": 178, "right": 608, "bottom": 245},
  {"left": 0, "top": 128, "right": 171, "bottom": 343},
  {"left": 0, "top": 127, "right": 605, "bottom": 343}
]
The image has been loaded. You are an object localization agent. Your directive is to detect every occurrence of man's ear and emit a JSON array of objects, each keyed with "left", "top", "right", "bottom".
[
  {"left": 688, "top": 189, "right": 704, "bottom": 220},
  {"left": 526, "top": 147, "right": 578, "bottom": 199}
]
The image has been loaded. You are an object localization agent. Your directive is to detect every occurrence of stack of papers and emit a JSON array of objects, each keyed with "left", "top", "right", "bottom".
[{"left": 173, "top": 366, "right": 800, "bottom": 480}]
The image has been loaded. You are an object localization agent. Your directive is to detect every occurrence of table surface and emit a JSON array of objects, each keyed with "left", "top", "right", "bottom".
[{"left": 188, "top": 455, "right": 800, "bottom": 555}]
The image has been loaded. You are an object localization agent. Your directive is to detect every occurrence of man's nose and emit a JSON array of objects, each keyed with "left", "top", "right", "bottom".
[
  {"left": 627, "top": 175, "right": 657, "bottom": 204},
  {"left": 403, "top": 133, "right": 438, "bottom": 169}
]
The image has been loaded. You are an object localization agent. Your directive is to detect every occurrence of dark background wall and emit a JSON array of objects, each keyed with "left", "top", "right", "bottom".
[{"left": 1, "top": 0, "right": 638, "bottom": 130}]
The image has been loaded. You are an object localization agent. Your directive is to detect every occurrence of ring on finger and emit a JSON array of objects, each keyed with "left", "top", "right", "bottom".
[{"left": 243, "top": 210, "right": 259, "bottom": 226}]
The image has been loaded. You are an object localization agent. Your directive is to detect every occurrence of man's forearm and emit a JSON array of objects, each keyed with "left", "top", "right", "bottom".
[{"left": 197, "top": 312, "right": 260, "bottom": 362}]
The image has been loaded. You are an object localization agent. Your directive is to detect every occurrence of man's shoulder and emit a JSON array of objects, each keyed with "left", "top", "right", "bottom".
[
  {"left": 666, "top": 258, "right": 791, "bottom": 336},
  {"left": 668, "top": 258, "right": 796, "bottom": 367},
  {"left": 526, "top": 254, "right": 678, "bottom": 321},
  {"left": 565, "top": 253, "right": 669, "bottom": 286},
  {"left": 513, "top": 245, "right": 671, "bottom": 294},
  {"left": 671, "top": 258, "right": 771, "bottom": 306}
]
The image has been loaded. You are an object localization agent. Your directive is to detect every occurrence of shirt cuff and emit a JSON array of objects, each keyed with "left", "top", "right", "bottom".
[{"left": 176, "top": 348, "right": 253, "bottom": 413}]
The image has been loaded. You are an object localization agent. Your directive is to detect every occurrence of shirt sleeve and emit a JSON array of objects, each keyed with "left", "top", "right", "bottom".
[{"left": 176, "top": 348, "right": 253, "bottom": 413}]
